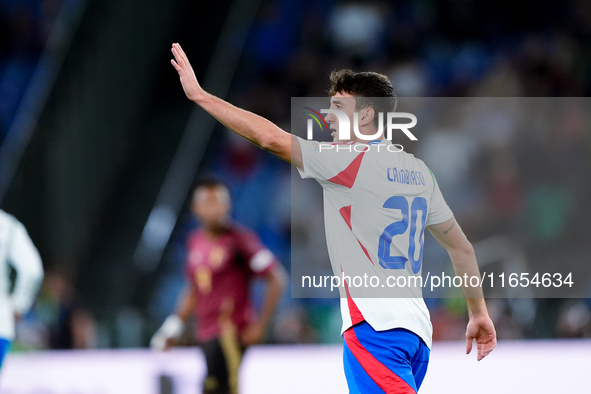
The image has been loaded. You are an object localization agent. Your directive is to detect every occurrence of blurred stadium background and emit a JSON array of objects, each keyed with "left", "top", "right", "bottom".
[{"left": 1, "top": 0, "right": 590, "bottom": 392}]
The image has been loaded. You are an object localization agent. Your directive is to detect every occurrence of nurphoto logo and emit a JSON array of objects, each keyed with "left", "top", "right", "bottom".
[{"left": 303, "top": 107, "right": 418, "bottom": 142}]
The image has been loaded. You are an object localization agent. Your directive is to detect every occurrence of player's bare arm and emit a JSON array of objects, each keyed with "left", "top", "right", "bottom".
[
  {"left": 428, "top": 217, "right": 497, "bottom": 361},
  {"left": 241, "top": 264, "right": 287, "bottom": 347},
  {"left": 151, "top": 284, "right": 197, "bottom": 350},
  {"left": 170, "top": 43, "right": 303, "bottom": 169},
  {"left": 174, "top": 284, "right": 198, "bottom": 322}
]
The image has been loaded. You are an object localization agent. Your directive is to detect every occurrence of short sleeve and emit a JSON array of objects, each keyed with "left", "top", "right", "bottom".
[
  {"left": 426, "top": 169, "right": 454, "bottom": 226},
  {"left": 236, "top": 228, "right": 278, "bottom": 275},
  {"left": 296, "top": 136, "right": 363, "bottom": 182}
]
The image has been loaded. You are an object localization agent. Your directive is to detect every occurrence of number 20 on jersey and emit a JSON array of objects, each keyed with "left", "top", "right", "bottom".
[{"left": 378, "top": 196, "right": 427, "bottom": 274}]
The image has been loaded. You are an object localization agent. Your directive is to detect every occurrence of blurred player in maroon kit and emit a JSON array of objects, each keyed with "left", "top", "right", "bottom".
[{"left": 151, "top": 178, "right": 287, "bottom": 394}]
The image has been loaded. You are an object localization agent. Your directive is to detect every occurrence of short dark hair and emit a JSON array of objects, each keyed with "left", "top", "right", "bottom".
[
  {"left": 192, "top": 176, "right": 229, "bottom": 194},
  {"left": 328, "top": 69, "right": 398, "bottom": 129}
]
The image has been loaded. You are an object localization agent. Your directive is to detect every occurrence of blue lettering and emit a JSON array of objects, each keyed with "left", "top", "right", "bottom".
[{"left": 389, "top": 168, "right": 426, "bottom": 186}]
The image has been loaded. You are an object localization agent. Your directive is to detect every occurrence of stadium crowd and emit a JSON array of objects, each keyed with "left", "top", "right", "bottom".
[{"left": 0, "top": 0, "right": 62, "bottom": 144}]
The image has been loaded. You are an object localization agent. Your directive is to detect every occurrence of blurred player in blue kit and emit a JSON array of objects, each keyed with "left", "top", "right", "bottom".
[
  {"left": 0, "top": 210, "right": 44, "bottom": 372},
  {"left": 152, "top": 179, "right": 287, "bottom": 394},
  {"left": 170, "top": 43, "right": 496, "bottom": 393}
]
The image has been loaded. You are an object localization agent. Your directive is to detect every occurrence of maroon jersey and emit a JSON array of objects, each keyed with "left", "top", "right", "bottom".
[{"left": 185, "top": 223, "right": 277, "bottom": 342}]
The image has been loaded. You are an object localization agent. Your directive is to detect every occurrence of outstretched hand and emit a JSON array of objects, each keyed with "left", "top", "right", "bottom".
[
  {"left": 170, "top": 43, "right": 204, "bottom": 102},
  {"left": 466, "top": 314, "right": 497, "bottom": 361}
]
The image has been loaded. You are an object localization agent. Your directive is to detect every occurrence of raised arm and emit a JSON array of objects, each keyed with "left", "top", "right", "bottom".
[
  {"left": 170, "top": 43, "right": 303, "bottom": 169},
  {"left": 428, "top": 217, "right": 497, "bottom": 361}
]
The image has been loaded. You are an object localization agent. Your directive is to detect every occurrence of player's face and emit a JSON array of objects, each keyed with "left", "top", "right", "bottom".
[
  {"left": 192, "top": 186, "right": 231, "bottom": 229},
  {"left": 326, "top": 92, "right": 357, "bottom": 142}
]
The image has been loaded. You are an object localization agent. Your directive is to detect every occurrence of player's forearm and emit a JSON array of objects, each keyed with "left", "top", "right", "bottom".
[
  {"left": 193, "top": 92, "right": 292, "bottom": 161},
  {"left": 171, "top": 43, "right": 293, "bottom": 163},
  {"left": 448, "top": 246, "right": 488, "bottom": 317},
  {"left": 259, "top": 266, "right": 287, "bottom": 328},
  {"left": 429, "top": 219, "right": 489, "bottom": 317},
  {"left": 174, "top": 287, "right": 197, "bottom": 322},
  {"left": 465, "top": 297, "right": 489, "bottom": 319}
]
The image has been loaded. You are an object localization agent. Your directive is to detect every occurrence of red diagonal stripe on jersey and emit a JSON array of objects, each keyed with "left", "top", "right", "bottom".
[
  {"left": 341, "top": 266, "right": 365, "bottom": 325},
  {"left": 339, "top": 205, "right": 353, "bottom": 230},
  {"left": 357, "top": 241, "right": 373, "bottom": 265},
  {"left": 344, "top": 328, "right": 416, "bottom": 393},
  {"left": 347, "top": 293, "right": 365, "bottom": 325},
  {"left": 328, "top": 152, "right": 365, "bottom": 188},
  {"left": 339, "top": 205, "right": 374, "bottom": 265}
]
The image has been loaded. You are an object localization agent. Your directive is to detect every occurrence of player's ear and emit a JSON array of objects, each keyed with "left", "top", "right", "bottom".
[{"left": 360, "top": 108, "right": 375, "bottom": 126}]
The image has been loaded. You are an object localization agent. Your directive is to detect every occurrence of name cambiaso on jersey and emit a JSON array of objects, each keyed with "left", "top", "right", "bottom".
[{"left": 297, "top": 137, "right": 453, "bottom": 348}]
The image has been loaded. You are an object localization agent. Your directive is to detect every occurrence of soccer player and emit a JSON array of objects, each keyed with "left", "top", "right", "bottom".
[
  {"left": 0, "top": 209, "right": 44, "bottom": 371},
  {"left": 151, "top": 178, "right": 287, "bottom": 394},
  {"left": 170, "top": 43, "right": 496, "bottom": 393}
]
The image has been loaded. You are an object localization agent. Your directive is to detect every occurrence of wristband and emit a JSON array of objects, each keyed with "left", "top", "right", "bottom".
[{"left": 160, "top": 314, "right": 184, "bottom": 338}]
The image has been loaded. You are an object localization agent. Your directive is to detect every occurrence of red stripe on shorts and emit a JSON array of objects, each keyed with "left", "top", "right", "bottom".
[{"left": 343, "top": 327, "right": 416, "bottom": 394}]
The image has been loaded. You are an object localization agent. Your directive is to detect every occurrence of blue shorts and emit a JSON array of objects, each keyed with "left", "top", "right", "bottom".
[
  {"left": 0, "top": 338, "right": 10, "bottom": 369},
  {"left": 343, "top": 321, "right": 430, "bottom": 393}
]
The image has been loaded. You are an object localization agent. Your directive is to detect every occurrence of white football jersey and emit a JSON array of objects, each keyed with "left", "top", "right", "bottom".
[
  {"left": 0, "top": 210, "right": 44, "bottom": 340},
  {"left": 296, "top": 137, "right": 453, "bottom": 348}
]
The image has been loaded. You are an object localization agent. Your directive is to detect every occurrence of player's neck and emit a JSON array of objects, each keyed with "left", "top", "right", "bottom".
[
  {"left": 203, "top": 222, "right": 231, "bottom": 239},
  {"left": 351, "top": 137, "right": 383, "bottom": 144}
]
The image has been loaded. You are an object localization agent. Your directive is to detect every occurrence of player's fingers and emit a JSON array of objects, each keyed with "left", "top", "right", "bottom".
[
  {"left": 176, "top": 46, "right": 192, "bottom": 69},
  {"left": 240, "top": 332, "right": 252, "bottom": 347},
  {"left": 173, "top": 63, "right": 184, "bottom": 75},
  {"left": 477, "top": 340, "right": 494, "bottom": 361},
  {"left": 171, "top": 46, "right": 185, "bottom": 64},
  {"left": 466, "top": 335, "right": 473, "bottom": 354},
  {"left": 175, "top": 43, "right": 187, "bottom": 58},
  {"left": 163, "top": 337, "right": 174, "bottom": 351},
  {"left": 486, "top": 338, "right": 496, "bottom": 354},
  {"left": 172, "top": 47, "right": 182, "bottom": 63},
  {"left": 477, "top": 342, "right": 484, "bottom": 360},
  {"left": 171, "top": 59, "right": 181, "bottom": 72},
  {"left": 171, "top": 49, "right": 180, "bottom": 67},
  {"left": 172, "top": 44, "right": 187, "bottom": 65}
]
